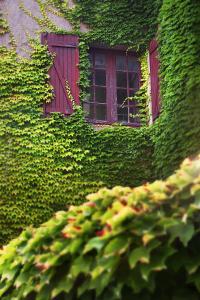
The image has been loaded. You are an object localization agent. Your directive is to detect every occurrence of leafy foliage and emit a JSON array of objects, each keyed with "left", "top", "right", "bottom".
[
  {"left": 153, "top": 0, "right": 200, "bottom": 177},
  {"left": 0, "top": 13, "right": 9, "bottom": 35},
  {"left": 1, "top": 155, "right": 200, "bottom": 299},
  {"left": 72, "top": 0, "right": 160, "bottom": 51},
  {"left": 50, "top": 0, "right": 161, "bottom": 117},
  {"left": 0, "top": 45, "right": 153, "bottom": 245}
]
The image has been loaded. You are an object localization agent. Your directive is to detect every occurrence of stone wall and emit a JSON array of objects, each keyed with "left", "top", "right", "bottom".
[{"left": 0, "top": 0, "right": 88, "bottom": 56}]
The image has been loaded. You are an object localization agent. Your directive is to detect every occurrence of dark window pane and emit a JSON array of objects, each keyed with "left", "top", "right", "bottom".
[
  {"left": 95, "top": 70, "right": 106, "bottom": 86},
  {"left": 117, "top": 106, "right": 128, "bottom": 122},
  {"left": 129, "top": 105, "right": 137, "bottom": 116},
  {"left": 88, "top": 71, "right": 93, "bottom": 84},
  {"left": 129, "top": 89, "right": 136, "bottom": 97},
  {"left": 95, "top": 87, "right": 106, "bottom": 103},
  {"left": 84, "top": 87, "right": 94, "bottom": 102},
  {"left": 128, "top": 72, "right": 139, "bottom": 89},
  {"left": 89, "top": 53, "right": 93, "bottom": 67},
  {"left": 96, "top": 104, "right": 107, "bottom": 120},
  {"left": 117, "top": 89, "right": 127, "bottom": 105},
  {"left": 116, "top": 55, "right": 126, "bottom": 70},
  {"left": 83, "top": 101, "right": 90, "bottom": 117},
  {"left": 88, "top": 87, "right": 94, "bottom": 102},
  {"left": 128, "top": 57, "right": 140, "bottom": 72},
  {"left": 117, "top": 72, "right": 127, "bottom": 87},
  {"left": 129, "top": 106, "right": 140, "bottom": 124},
  {"left": 83, "top": 102, "right": 94, "bottom": 119},
  {"left": 95, "top": 53, "right": 106, "bottom": 68}
]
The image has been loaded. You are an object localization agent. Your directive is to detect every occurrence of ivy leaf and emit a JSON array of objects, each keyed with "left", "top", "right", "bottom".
[
  {"left": 104, "top": 236, "right": 130, "bottom": 256},
  {"left": 91, "top": 256, "right": 119, "bottom": 279},
  {"left": 70, "top": 256, "right": 92, "bottom": 277},
  {"left": 36, "top": 285, "right": 51, "bottom": 300},
  {"left": 83, "top": 237, "right": 105, "bottom": 254},
  {"left": 52, "top": 275, "right": 73, "bottom": 298},
  {"left": 169, "top": 223, "right": 194, "bottom": 246},
  {"left": 129, "top": 247, "right": 150, "bottom": 269},
  {"left": 140, "top": 245, "right": 176, "bottom": 281}
]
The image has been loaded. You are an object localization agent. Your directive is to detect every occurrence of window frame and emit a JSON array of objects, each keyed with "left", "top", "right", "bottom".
[{"left": 84, "top": 47, "right": 141, "bottom": 127}]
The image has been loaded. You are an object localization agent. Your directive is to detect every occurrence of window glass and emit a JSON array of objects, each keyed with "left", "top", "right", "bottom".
[
  {"left": 117, "top": 106, "right": 128, "bottom": 122},
  {"left": 87, "top": 87, "right": 94, "bottom": 102},
  {"left": 89, "top": 53, "right": 93, "bottom": 66},
  {"left": 88, "top": 103, "right": 94, "bottom": 119},
  {"left": 95, "top": 87, "right": 106, "bottom": 103},
  {"left": 95, "top": 70, "right": 106, "bottom": 86},
  {"left": 96, "top": 104, "right": 107, "bottom": 120},
  {"left": 129, "top": 89, "right": 135, "bottom": 97},
  {"left": 128, "top": 72, "right": 139, "bottom": 89},
  {"left": 95, "top": 53, "right": 106, "bottom": 68},
  {"left": 88, "top": 71, "right": 93, "bottom": 84},
  {"left": 128, "top": 57, "right": 140, "bottom": 72},
  {"left": 117, "top": 89, "right": 127, "bottom": 105},
  {"left": 87, "top": 49, "right": 140, "bottom": 125},
  {"left": 116, "top": 55, "right": 126, "bottom": 70},
  {"left": 129, "top": 105, "right": 140, "bottom": 124},
  {"left": 117, "top": 72, "right": 127, "bottom": 88}
]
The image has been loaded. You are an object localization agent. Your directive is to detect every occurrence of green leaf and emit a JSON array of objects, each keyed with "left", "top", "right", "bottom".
[
  {"left": 36, "top": 285, "right": 51, "bottom": 300},
  {"left": 70, "top": 256, "right": 92, "bottom": 277},
  {"left": 104, "top": 236, "right": 130, "bottom": 256},
  {"left": 140, "top": 245, "right": 176, "bottom": 281},
  {"left": 129, "top": 247, "right": 150, "bottom": 269},
  {"left": 91, "top": 256, "right": 119, "bottom": 279},
  {"left": 83, "top": 237, "right": 105, "bottom": 254},
  {"left": 169, "top": 223, "right": 194, "bottom": 246},
  {"left": 52, "top": 275, "right": 73, "bottom": 298}
]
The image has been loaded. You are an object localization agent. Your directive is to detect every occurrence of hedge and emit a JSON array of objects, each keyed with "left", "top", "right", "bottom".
[{"left": 1, "top": 155, "right": 200, "bottom": 299}]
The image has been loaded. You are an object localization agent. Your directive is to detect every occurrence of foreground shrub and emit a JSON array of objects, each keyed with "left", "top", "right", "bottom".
[{"left": 1, "top": 156, "right": 200, "bottom": 299}]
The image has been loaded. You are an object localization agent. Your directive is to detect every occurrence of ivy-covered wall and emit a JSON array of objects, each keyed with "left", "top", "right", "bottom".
[
  {"left": 0, "top": 43, "right": 153, "bottom": 245},
  {"left": 0, "top": 0, "right": 160, "bottom": 245},
  {"left": 153, "top": 0, "right": 200, "bottom": 177},
  {"left": 1, "top": 0, "right": 200, "bottom": 247}
]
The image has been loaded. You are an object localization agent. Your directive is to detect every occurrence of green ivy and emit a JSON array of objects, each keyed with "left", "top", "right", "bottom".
[
  {"left": 71, "top": 0, "right": 161, "bottom": 50},
  {"left": 50, "top": 0, "right": 161, "bottom": 111},
  {"left": 0, "top": 13, "right": 9, "bottom": 35},
  {"left": 18, "top": 0, "right": 160, "bottom": 119},
  {"left": 1, "top": 155, "right": 200, "bottom": 299},
  {"left": 0, "top": 44, "right": 153, "bottom": 245},
  {"left": 152, "top": 0, "right": 200, "bottom": 177},
  {"left": 1, "top": 0, "right": 200, "bottom": 247}
]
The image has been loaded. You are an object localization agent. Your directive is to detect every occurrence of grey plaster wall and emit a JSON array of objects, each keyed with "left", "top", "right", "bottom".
[{"left": 0, "top": 0, "right": 88, "bottom": 57}]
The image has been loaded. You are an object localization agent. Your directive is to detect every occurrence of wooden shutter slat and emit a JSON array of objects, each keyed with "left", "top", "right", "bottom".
[
  {"left": 49, "top": 45, "right": 73, "bottom": 113},
  {"left": 149, "top": 39, "right": 158, "bottom": 54},
  {"left": 41, "top": 33, "right": 80, "bottom": 115},
  {"left": 48, "top": 43, "right": 77, "bottom": 48},
  {"left": 149, "top": 39, "right": 160, "bottom": 121}
]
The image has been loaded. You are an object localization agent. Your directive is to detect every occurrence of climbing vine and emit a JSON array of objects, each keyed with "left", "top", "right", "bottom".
[
  {"left": 0, "top": 43, "right": 153, "bottom": 245},
  {"left": 0, "top": 12, "right": 9, "bottom": 35},
  {"left": 0, "top": 1, "right": 200, "bottom": 298},
  {"left": 18, "top": 0, "right": 160, "bottom": 118},
  {"left": 152, "top": 0, "right": 200, "bottom": 178},
  {"left": 1, "top": 0, "right": 199, "bottom": 245}
]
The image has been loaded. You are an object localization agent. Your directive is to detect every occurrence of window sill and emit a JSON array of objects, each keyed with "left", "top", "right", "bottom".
[{"left": 86, "top": 118, "right": 140, "bottom": 128}]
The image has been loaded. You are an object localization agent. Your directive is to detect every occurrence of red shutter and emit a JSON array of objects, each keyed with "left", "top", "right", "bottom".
[
  {"left": 41, "top": 33, "right": 80, "bottom": 115},
  {"left": 149, "top": 39, "right": 160, "bottom": 121}
]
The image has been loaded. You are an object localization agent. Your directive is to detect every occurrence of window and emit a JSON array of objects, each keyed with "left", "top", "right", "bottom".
[
  {"left": 84, "top": 48, "right": 141, "bottom": 126},
  {"left": 41, "top": 34, "right": 159, "bottom": 125}
]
